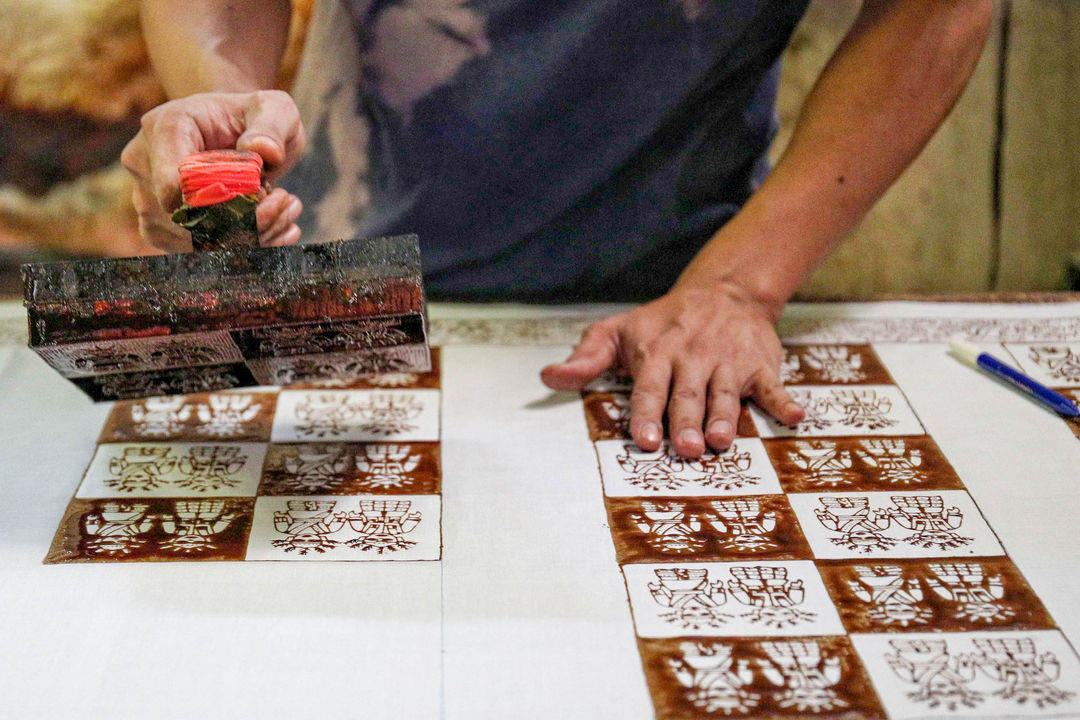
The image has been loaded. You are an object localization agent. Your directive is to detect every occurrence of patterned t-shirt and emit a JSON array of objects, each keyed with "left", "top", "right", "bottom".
[{"left": 286, "top": 0, "right": 809, "bottom": 300}]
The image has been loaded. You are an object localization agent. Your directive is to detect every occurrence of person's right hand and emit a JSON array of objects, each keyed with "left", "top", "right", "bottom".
[{"left": 121, "top": 90, "right": 307, "bottom": 252}]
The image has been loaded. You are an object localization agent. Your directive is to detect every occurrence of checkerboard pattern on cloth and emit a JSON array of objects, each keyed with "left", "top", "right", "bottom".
[
  {"left": 581, "top": 344, "right": 1080, "bottom": 720},
  {"left": 45, "top": 351, "right": 443, "bottom": 563}
]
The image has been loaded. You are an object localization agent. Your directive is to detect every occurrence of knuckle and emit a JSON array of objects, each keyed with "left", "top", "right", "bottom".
[
  {"left": 630, "top": 383, "right": 666, "bottom": 405},
  {"left": 710, "top": 386, "right": 740, "bottom": 404},
  {"left": 580, "top": 324, "right": 604, "bottom": 343},
  {"left": 632, "top": 338, "right": 665, "bottom": 366},
  {"left": 119, "top": 139, "right": 143, "bottom": 173},
  {"left": 139, "top": 107, "right": 161, "bottom": 131},
  {"left": 292, "top": 122, "right": 307, "bottom": 152},
  {"left": 670, "top": 385, "right": 704, "bottom": 403}
]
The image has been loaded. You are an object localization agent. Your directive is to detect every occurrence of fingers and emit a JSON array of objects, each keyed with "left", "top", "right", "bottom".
[
  {"left": 667, "top": 362, "right": 710, "bottom": 458},
  {"left": 139, "top": 107, "right": 202, "bottom": 213},
  {"left": 256, "top": 188, "right": 303, "bottom": 247},
  {"left": 129, "top": 169, "right": 193, "bottom": 253},
  {"left": 122, "top": 126, "right": 195, "bottom": 251},
  {"left": 236, "top": 90, "right": 306, "bottom": 180},
  {"left": 705, "top": 370, "right": 741, "bottom": 452},
  {"left": 629, "top": 359, "right": 671, "bottom": 453},
  {"left": 751, "top": 370, "right": 805, "bottom": 427},
  {"left": 540, "top": 320, "right": 619, "bottom": 391}
]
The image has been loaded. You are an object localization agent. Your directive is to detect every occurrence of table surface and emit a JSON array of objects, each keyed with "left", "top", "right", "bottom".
[{"left": 3, "top": 299, "right": 1080, "bottom": 720}]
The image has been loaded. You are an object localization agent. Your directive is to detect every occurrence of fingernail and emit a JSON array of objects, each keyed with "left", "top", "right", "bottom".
[
  {"left": 785, "top": 401, "right": 804, "bottom": 416},
  {"left": 707, "top": 420, "right": 733, "bottom": 439},
  {"left": 641, "top": 422, "right": 661, "bottom": 445},
  {"left": 679, "top": 429, "right": 702, "bottom": 447}
]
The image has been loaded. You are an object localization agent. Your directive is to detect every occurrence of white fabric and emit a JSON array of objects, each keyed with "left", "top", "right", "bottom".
[{"left": 3, "top": 301, "right": 1080, "bottom": 719}]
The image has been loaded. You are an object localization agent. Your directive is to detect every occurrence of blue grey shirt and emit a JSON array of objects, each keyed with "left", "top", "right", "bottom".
[{"left": 288, "top": 0, "right": 809, "bottom": 301}]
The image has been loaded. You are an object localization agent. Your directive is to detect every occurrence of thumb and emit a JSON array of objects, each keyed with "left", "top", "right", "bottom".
[
  {"left": 235, "top": 90, "right": 305, "bottom": 180},
  {"left": 540, "top": 321, "right": 620, "bottom": 391}
]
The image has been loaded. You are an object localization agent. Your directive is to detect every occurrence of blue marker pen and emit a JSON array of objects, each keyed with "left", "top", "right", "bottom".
[{"left": 949, "top": 338, "right": 1080, "bottom": 417}]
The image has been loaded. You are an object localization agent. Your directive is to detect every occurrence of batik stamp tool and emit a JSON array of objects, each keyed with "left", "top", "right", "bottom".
[{"left": 22, "top": 150, "right": 430, "bottom": 401}]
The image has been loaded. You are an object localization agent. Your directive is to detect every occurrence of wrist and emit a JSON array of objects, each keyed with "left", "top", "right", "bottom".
[{"left": 670, "top": 274, "right": 788, "bottom": 325}]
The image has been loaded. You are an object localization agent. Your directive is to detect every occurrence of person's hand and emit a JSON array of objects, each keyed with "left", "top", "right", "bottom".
[
  {"left": 540, "top": 281, "right": 804, "bottom": 458},
  {"left": 121, "top": 90, "right": 306, "bottom": 252}
]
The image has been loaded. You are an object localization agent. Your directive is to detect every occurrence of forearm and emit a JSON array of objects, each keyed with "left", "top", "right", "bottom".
[
  {"left": 676, "top": 0, "right": 993, "bottom": 313},
  {"left": 141, "top": 0, "right": 292, "bottom": 97}
]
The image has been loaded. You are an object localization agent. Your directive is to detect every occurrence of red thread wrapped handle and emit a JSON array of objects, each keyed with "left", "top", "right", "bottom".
[{"left": 179, "top": 150, "right": 264, "bottom": 207}]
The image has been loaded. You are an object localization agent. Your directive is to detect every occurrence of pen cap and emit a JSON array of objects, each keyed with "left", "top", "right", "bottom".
[{"left": 948, "top": 338, "right": 981, "bottom": 367}]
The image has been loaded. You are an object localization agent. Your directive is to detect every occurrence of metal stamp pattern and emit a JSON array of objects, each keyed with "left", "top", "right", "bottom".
[
  {"left": 230, "top": 315, "right": 426, "bottom": 359},
  {"left": 71, "top": 363, "right": 257, "bottom": 401},
  {"left": 32, "top": 331, "right": 241, "bottom": 378},
  {"left": 247, "top": 343, "right": 431, "bottom": 387},
  {"left": 23, "top": 235, "right": 430, "bottom": 399}
]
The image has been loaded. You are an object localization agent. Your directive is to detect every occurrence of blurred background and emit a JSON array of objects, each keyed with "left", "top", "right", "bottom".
[{"left": 0, "top": 0, "right": 1076, "bottom": 298}]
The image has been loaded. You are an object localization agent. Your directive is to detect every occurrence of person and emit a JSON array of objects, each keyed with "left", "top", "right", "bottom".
[{"left": 122, "top": 0, "right": 993, "bottom": 459}]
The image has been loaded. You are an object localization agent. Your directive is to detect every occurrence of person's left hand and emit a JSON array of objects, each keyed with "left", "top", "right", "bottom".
[{"left": 540, "top": 281, "right": 804, "bottom": 458}]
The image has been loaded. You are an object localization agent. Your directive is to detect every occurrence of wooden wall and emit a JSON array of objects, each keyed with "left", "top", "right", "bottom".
[{"left": 775, "top": 0, "right": 1080, "bottom": 297}]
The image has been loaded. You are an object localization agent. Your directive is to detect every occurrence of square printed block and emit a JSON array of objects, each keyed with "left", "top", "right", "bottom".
[
  {"left": 638, "top": 635, "right": 885, "bottom": 720},
  {"left": 623, "top": 560, "right": 845, "bottom": 638},
  {"left": 780, "top": 344, "right": 893, "bottom": 385},
  {"left": 45, "top": 498, "right": 254, "bottom": 563},
  {"left": 271, "top": 389, "right": 440, "bottom": 442},
  {"left": 751, "top": 385, "right": 925, "bottom": 438},
  {"left": 1004, "top": 343, "right": 1080, "bottom": 388},
  {"left": 765, "top": 436, "right": 965, "bottom": 493},
  {"left": 606, "top": 495, "right": 811, "bottom": 564},
  {"left": 787, "top": 491, "right": 1003, "bottom": 560},
  {"left": 245, "top": 495, "right": 441, "bottom": 561},
  {"left": 259, "top": 442, "right": 440, "bottom": 495},
  {"left": 818, "top": 558, "right": 1055, "bottom": 634},
  {"left": 98, "top": 391, "right": 277, "bottom": 443},
  {"left": 596, "top": 438, "right": 781, "bottom": 497},
  {"left": 76, "top": 442, "right": 267, "bottom": 497},
  {"left": 851, "top": 629, "right": 1080, "bottom": 718}
]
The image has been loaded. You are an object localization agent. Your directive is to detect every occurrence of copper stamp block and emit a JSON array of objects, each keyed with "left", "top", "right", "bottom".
[
  {"left": 818, "top": 558, "right": 1055, "bottom": 634},
  {"left": 765, "top": 435, "right": 964, "bottom": 493},
  {"left": 638, "top": 635, "right": 885, "bottom": 720},
  {"left": 606, "top": 495, "right": 812, "bottom": 564},
  {"left": 23, "top": 235, "right": 431, "bottom": 400},
  {"left": 259, "top": 441, "right": 441, "bottom": 495},
  {"left": 45, "top": 497, "right": 254, "bottom": 563},
  {"left": 98, "top": 391, "right": 278, "bottom": 443}
]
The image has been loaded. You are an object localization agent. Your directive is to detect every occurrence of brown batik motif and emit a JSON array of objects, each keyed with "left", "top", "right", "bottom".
[
  {"left": 818, "top": 558, "right": 1055, "bottom": 634},
  {"left": 259, "top": 442, "right": 441, "bottom": 495},
  {"left": 98, "top": 392, "right": 276, "bottom": 443},
  {"left": 638, "top": 636, "right": 885, "bottom": 720},
  {"left": 1019, "top": 346, "right": 1080, "bottom": 384},
  {"left": 779, "top": 344, "right": 893, "bottom": 385},
  {"left": 606, "top": 496, "right": 811, "bottom": 565},
  {"left": 288, "top": 347, "right": 442, "bottom": 390},
  {"left": 1056, "top": 388, "right": 1080, "bottom": 441},
  {"left": 45, "top": 498, "right": 254, "bottom": 563},
  {"left": 583, "top": 392, "right": 757, "bottom": 442},
  {"left": 765, "top": 435, "right": 964, "bottom": 492}
]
